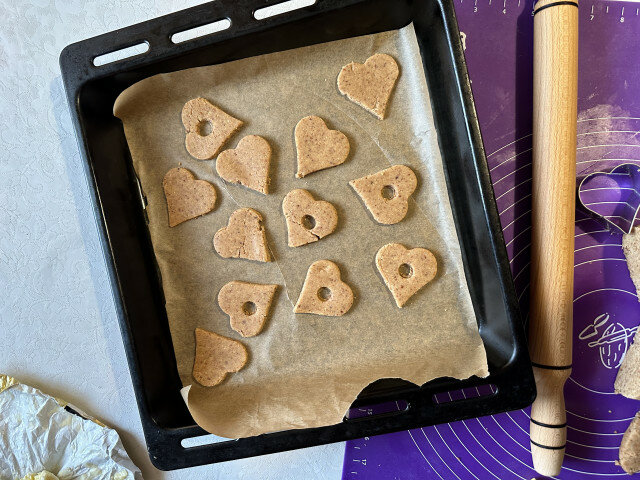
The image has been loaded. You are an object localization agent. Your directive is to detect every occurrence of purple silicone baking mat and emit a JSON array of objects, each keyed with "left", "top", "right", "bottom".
[{"left": 343, "top": 0, "right": 640, "bottom": 478}]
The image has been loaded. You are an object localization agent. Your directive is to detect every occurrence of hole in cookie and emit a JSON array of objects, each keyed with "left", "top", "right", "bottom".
[
  {"left": 197, "top": 119, "right": 213, "bottom": 136},
  {"left": 398, "top": 263, "right": 413, "bottom": 278},
  {"left": 381, "top": 185, "right": 396, "bottom": 200},
  {"left": 302, "top": 215, "right": 316, "bottom": 230},
  {"left": 242, "top": 301, "right": 257, "bottom": 316},
  {"left": 317, "top": 287, "right": 332, "bottom": 302}
]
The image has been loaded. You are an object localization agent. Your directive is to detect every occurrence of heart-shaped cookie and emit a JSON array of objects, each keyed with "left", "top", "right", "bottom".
[
  {"left": 294, "top": 260, "right": 354, "bottom": 316},
  {"left": 350, "top": 165, "right": 417, "bottom": 224},
  {"left": 578, "top": 163, "right": 640, "bottom": 234},
  {"left": 282, "top": 189, "right": 338, "bottom": 247},
  {"left": 337, "top": 53, "right": 399, "bottom": 120},
  {"left": 182, "top": 97, "right": 243, "bottom": 160},
  {"left": 218, "top": 281, "right": 278, "bottom": 337},
  {"left": 295, "top": 116, "right": 350, "bottom": 178},
  {"left": 376, "top": 243, "right": 437, "bottom": 307},
  {"left": 214, "top": 208, "right": 271, "bottom": 262},
  {"left": 162, "top": 167, "right": 217, "bottom": 227},
  {"left": 216, "top": 135, "right": 272, "bottom": 195},
  {"left": 192, "top": 327, "right": 248, "bottom": 387}
]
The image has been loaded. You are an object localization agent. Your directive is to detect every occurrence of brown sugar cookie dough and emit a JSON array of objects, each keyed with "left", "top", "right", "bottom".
[
  {"left": 218, "top": 281, "right": 278, "bottom": 337},
  {"left": 162, "top": 167, "right": 217, "bottom": 227},
  {"left": 350, "top": 165, "right": 417, "bottom": 224},
  {"left": 295, "top": 116, "right": 349, "bottom": 178},
  {"left": 216, "top": 135, "right": 272, "bottom": 195},
  {"left": 619, "top": 412, "right": 640, "bottom": 474},
  {"left": 375, "top": 243, "right": 437, "bottom": 308},
  {"left": 182, "top": 97, "right": 242, "bottom": 160},
  {"left": 192, "top": 327, "right": 248, "bottom": 387},
  {"left": 213, "top": 208, "right": 272, "bottom": 262},
  {"left": 294, "top": 260, "right": 354, "bottom": 316},
  {"left": 337, "top": 53, "right": 399, "bottom": 119},
  {"left": 282, "top": 189, "right": 338, "bottom": 247}
]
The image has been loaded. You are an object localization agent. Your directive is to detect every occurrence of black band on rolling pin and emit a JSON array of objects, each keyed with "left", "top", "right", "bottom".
[
  {"left": 530, "top": 439, "right": 566, "bottom": 450},
  {"left": 531, "top": 362, "right": 572, "bottom": 370},
  {"left": 533, "top": 1, "right": 579, "bottom": 15},
  {"left": 531, "top": 418, "right": 567, "bottom": 429}
]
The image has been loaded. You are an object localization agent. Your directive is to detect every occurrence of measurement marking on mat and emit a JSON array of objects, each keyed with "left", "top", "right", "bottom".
[
  {"left": 591, "top": 4, "right": 593, "bottom": 13},
  {"left": 354, "top": 446, "right": 360, "bottom": 449},
  {"left": 606, "top": 5, "right": 609, "bottom": 13}
]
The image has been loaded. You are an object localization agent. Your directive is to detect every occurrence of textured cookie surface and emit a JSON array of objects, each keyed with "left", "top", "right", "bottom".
[
  {"left": 282, "top": 189, "right": 338, "bottom": 247},
  {"left": 375, "top": 243, "right": 437, "bottom": 307},
  {"left": 182, "top": 97, "right": 242, "bottom": 160},
  {"left": 216, "top": 135, "right": 272, "bottom": 194},
  {"left": 294, "top": 260, "right": 353, "bottom": 316},
  {"left": 218, "top": 281, "right": 278, "bottom": 337},
  {"left": 337, "top": 53, "right": 399, "bottom": 119},
  {"left": 214, "top": 208, "right": 271, "bottom": 262},
  {"left": 295, "top": 116, "right": 349, "bottom": 178},
  {"left": 192, "top": 327, "right": 248, "bottom": 387},
  {"left": 619, "top": 412, "right": 640, "bottom": 473},
  {"left": 162, "top": 167, "right": 217, "bottom": 227},
  {"left": 350, "top": 165, "right": 417, "bottom": 224}
]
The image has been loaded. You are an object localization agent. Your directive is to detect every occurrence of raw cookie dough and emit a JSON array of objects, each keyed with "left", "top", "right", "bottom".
[
  {"left": 616, "top": 226, "right": 640, "bottom": 399},
  {"left": 295, "top": 115, "right": 349, "bottom": 178},
  {"left": 375, "top": 243, "right": 437, "bottom": 307},
  {"left": 619, "top": 412, "right": 640, "bottom": 474},
  {"left": 216, "top": 135, "right": 272, "bottom": 194},
  {"left": 192, "top": 327, "right": 248, "bottom": 387},
  {"left": 337, "top": 53, "right": 399, "bottom": 120},
  {"left": 294, "top": 260, "right": 354, "bottom": 316},
  {"left": 218, "top": 281, "right": 278, "bottom": 337},
  {"left": 214, "top": 208, "right": 272, "bottom": 262},
  {"left": 162, "top": 167, "right": 217, "bottom": 227},
  {"left": 182, "top": 97, "right": 243, "bottom": 160},
  {"left": 350, "top": 164, "right": 417, "bottom": 224},
  {"left": 282, "top": 189, "right": 338, "bottom": 247}
]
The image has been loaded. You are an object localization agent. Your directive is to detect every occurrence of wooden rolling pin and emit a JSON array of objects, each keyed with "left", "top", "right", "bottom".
[{"left": 528, "top": 0, "right": 579, "bottom": 476}]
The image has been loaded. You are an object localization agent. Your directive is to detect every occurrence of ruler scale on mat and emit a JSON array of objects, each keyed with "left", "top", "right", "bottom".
[{"left": 343, "top": 0, "right": 640, "bottom": 478}]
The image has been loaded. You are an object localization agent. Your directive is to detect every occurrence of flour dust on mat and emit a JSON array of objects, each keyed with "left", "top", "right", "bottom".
[{"left": 113, "top": 23, "right": 487, "bottom": 439}]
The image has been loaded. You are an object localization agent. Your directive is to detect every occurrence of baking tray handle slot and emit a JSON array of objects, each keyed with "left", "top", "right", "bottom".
[
  {"left": 253, "top": 0, "right": 317, "bottom": 20},
  {"left": 92, "top": 41, "right": 149, "bottom": 67}
]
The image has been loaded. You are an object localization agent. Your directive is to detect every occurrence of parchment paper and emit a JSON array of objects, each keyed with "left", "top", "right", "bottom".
[{"left": 113, "top": 24, "right": 488, "bottom": 439}]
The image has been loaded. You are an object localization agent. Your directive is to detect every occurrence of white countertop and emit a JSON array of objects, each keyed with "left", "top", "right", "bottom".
[{"left": 0, "top": 0, "right": 343, "bottom": 478}]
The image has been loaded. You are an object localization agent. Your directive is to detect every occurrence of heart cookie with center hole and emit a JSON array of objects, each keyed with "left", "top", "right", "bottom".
[
  {"left": 182, "top": 97, "right": 243, "bottom": 160},
  {"left": 218, "top": 281, "right": 278, "bottom": 337},
  {"left": 337, "top": 53, "right": 399, "bottom": 120},
  {"left": 282, "top": 189, "right": 338, "bottom": 247},
  {"left": 192, "top": 327, "right": 248, "bottom": 387},
  {"left": 295, "top": 116, "right": 350, "bottom": 178},
  {"left": 375, "top": 243, "right": 437, "bottom": 307},
  {"left": 214, "top": 208, "right": 271, "bottom": 262},
  {"left": 216, "top": 135, "right": 272, "bottom": 195},
  {"left": 350, "top": 165, "right": 417, "bottom": 224},
  {"left": 162, "top": 167, "right": 217, "bottom": 227},
  {"left": 294, "top": 260, "right": 354, "bottom": 316}
]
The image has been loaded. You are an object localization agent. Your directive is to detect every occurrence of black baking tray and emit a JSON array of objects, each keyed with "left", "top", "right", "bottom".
[{"left": 60, "top": 0, "right": 535, "bottom": 470}]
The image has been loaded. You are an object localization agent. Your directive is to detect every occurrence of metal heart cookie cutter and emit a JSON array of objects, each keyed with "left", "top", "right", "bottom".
[{"left": 578, "top": 163, "right": 640, "bottom": 234}]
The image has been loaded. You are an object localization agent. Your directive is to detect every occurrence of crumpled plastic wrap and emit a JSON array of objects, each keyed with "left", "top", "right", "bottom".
[{"left": 0, "top": 375, "right": 142, "bottom": 480}]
